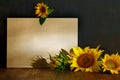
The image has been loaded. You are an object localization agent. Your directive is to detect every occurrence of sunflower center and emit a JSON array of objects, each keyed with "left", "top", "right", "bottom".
[
  {"left": 40, "top": 6, "right": 46, "bottom": 13},
  {"left": 77, "top": 54, "right": 94, "bottom": 68},
  {"left": 105, "top": 60, "right": 117, "bottom": 69}
]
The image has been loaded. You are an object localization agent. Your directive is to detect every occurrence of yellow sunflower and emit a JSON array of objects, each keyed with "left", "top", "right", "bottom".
[
  {"left": 69, "top": 46, "right": 104, "bottom": 72},
  {"left": 102, "top": 53, "right": 120, "bottom": 74},
  {"left": 35, "top": 2, "right": 49, "bottom": 18}
]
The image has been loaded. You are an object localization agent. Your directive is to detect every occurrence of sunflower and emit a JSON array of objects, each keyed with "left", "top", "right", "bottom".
[
  {"left": 35, "top": 2, "right": 49, "bottom": 18},
  {"left": 69, "top": 46, "right": 104, "bottom": 72},
  {"left": 102, "top": 53, "right": 120, "bottom": 74}
]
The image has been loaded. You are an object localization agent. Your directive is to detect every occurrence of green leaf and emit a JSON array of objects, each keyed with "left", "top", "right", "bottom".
[
  {"left": 61, "top": 51, "right": 69, "bottom": 60},
  {"left": 48, "top": 9, "right": 54, "bottom": 15},
  {"left": 39, "top": 18, "right": 46, "bottom": 25}
]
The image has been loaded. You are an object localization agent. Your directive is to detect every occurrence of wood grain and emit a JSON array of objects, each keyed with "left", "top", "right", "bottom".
[{"left": 0, "top": 68, "right": 120, "bottom": 80}]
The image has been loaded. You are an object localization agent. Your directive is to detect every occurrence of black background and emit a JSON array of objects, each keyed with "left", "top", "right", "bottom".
[{"left": 0, "top": 0, "right": 120, "bottom": 68}]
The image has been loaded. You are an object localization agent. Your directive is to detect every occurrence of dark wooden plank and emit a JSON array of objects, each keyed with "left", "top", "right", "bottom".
[
  {"left": 33, "top": 69, "right": 56, "bottom": 80},
  {"left": 0, "top": 68, "right": 57, "bottom": 80},
  {"left": 56, "top": 71, "right": 120, "bottom": 80},
  {"left": 0, "top": 68, "right": 120, "bottom": 80},
  {"left": 0, "top": 68, "right": 34, "bottom": 80}
]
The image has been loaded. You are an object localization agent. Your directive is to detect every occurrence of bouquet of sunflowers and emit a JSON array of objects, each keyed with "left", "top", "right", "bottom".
[
  {"left": 31, "top": 46, "right": 120, "bottom": 74},
  {"left": 33, "top": 2, "right": 120, "bottom": 74}
]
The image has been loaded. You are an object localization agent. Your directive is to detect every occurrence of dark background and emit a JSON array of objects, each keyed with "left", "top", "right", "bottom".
[{"left": 0, "top": 0, "right": 120, "bottom": 68}]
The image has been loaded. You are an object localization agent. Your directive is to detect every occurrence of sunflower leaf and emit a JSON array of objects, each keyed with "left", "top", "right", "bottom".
[
  {"left": 39, "top": 18, "right": 46, "bottom": 25},
  {"left": 48, "top": 9, "right": 54, "bottom": 15}
]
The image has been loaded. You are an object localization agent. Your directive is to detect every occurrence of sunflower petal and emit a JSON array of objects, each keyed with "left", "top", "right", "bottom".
[
  {"left": 72, "top": 47, "right": 80, "bottom": 57},
  {"left": 74, "top": 68, "right": 80, "bottom": 72}
]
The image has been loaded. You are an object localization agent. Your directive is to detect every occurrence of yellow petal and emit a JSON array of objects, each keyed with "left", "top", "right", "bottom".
[
  {"left": 84, "top": 46, "right": 90, "bottom": 52},
  {"left": 85, "top": 68, "right": 93, "bottom": 72},
  {"left": 35, "top": 10, "right": 40, "bottom": 15},
  {"left": 72, "top": 47, "right": 80, "bottom": 57},
  {"left": 74, "top": 68, "right": 80, "bottom": 72},
  {"left": 111, "top": 70, "right": 118, "bottom": 74},
  {"left": 77, "top": 47, "right": 83, "bottom": 53},
  {"left": 103, "top": 69, "right": 106, "bottom": 72}
]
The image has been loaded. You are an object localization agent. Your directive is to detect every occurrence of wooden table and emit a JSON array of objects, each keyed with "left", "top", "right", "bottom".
[{"left": 0, "top": 68, "right": 120, "bottom": 80}]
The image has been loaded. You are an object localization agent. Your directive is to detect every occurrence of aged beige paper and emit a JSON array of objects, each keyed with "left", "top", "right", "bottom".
[{"left": 7, "top": 18, "right": 78, "bottom": 68}]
